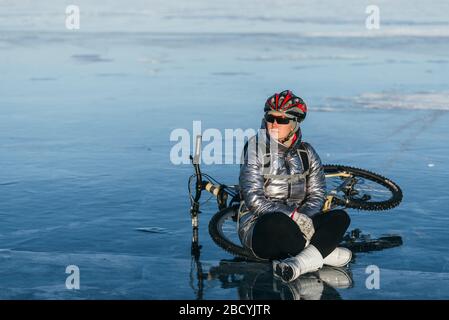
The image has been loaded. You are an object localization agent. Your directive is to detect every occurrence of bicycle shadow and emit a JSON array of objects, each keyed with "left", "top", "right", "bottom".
[{"left": 206, "top": 259, "right": 353, "bottom": 300}]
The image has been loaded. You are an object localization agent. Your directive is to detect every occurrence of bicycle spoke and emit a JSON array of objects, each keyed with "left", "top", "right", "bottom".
[
  {"left": 355, "top": 187, "right": 391, "bottom": 193},
  {"left": 221, "top": 218, "right": 240, "bottom": 243},
  {"left": 326, "top": 175, "right": 393, "bottom": 203}
]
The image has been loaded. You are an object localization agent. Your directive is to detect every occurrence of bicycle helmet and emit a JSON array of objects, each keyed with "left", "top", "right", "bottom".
[{"left": 264, "top": 90, "right": 307, "bottom": 123}]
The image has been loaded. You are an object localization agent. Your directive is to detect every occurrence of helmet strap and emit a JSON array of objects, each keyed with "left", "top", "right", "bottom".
[{"left": 279, "top": 119, "right": 300, "bottom": 144}]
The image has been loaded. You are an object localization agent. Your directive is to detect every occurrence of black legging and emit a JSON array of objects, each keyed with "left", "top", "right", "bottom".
[{"left": 252, "top": 210, "right": 350, "bottom": 260}]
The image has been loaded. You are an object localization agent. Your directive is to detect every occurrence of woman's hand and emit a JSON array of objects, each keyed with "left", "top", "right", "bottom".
[{"left": 291, "top": 209, "right": 315, "bottom": 241}]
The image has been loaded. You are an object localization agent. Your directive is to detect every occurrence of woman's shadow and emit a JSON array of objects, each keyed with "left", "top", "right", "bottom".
[{"left": 206, "top": 258, "right": 353, "bottom": 300}]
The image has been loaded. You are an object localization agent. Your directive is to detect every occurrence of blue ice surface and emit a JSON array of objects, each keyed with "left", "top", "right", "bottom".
[{"left": 0, "top": 0, "right": 449, "bottom": 299}]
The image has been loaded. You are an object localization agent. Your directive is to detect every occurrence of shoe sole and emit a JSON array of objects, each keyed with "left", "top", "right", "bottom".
[{"left": 274, "top": 263, "right": 294, "bottom": 282}]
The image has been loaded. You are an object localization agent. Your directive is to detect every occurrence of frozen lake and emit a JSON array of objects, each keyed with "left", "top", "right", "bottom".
[{"left": 0, "top": 0, "right": 449, "bottom": 299}]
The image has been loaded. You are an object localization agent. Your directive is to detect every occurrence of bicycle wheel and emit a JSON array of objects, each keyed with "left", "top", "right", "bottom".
[
  {"left": 208, "top": 206, "right": 264, "bottom": 261},
  {"left": 209, "top": 208, "right": 404, "bottom": 259},
  {"left": 323, "top": 165, "right": 403, "bottom": 211}
]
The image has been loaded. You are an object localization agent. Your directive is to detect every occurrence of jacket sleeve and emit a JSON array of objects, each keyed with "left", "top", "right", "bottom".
[
  {"left": 298, "top": 143, "right": 326, "bottom": 218},
  {"left": 239, "top": 138, "right": 296, "bottom": 217}
]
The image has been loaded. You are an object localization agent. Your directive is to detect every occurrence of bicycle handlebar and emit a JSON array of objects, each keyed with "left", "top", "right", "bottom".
[{"left": 190, "top": 134, "right": 229, "bottom": 210}]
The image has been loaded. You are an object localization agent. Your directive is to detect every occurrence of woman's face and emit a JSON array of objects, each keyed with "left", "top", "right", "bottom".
[{"left": 266, "top": 112, "right": 294, "bottom": 140}]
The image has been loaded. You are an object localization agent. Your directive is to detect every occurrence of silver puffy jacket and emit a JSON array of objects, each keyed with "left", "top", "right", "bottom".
[{"left": 238, "top": 124, "right": 326, "bottom": 253}]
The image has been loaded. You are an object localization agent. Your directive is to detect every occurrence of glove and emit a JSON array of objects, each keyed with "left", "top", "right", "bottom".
[{"left": 291, "top": 209, "right": 315, "bottom": 241}]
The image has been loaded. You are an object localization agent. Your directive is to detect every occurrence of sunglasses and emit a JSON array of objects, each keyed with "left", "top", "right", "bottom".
[{"left": 264, "top": 114, "right": 291, "bottom": 125}]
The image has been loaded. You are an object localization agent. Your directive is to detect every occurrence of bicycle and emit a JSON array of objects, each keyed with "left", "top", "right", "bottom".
[{"left": 188, "top": 135, "right": 403, "bottom": 262}]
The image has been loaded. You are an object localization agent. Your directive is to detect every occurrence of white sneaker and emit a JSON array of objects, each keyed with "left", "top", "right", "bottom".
[
  {"left": 272, "top": 245, "right": 324, "bottom": 282},
  {"left": 323, "top": 247, "right": 352, "bottom": 267}
]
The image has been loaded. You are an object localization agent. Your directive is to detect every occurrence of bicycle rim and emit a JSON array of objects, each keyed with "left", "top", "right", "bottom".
[{"left": 208, "top": 206, "right": 264, "bottom": 261}]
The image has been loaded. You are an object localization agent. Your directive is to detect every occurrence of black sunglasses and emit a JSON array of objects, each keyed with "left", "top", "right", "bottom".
[{"left": 264, "top": 113, "right": 291, "bottom": 125}]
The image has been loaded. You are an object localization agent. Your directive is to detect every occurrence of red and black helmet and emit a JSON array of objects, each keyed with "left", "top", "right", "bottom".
[{"left": 264, "top": 90, "right": 307, "bottom": 123}]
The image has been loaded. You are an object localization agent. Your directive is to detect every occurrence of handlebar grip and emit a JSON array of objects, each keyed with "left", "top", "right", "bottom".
[
  {"left": 193, "top": 135, "right": 202, "bottom": 164},
  {"left": 204, "top": 182, "right": 222, "bottom": 197}
]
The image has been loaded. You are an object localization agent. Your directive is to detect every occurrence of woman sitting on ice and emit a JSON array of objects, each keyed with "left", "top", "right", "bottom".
[{"left": 238, "top": 90, "right": 352, "bottom": 282}]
